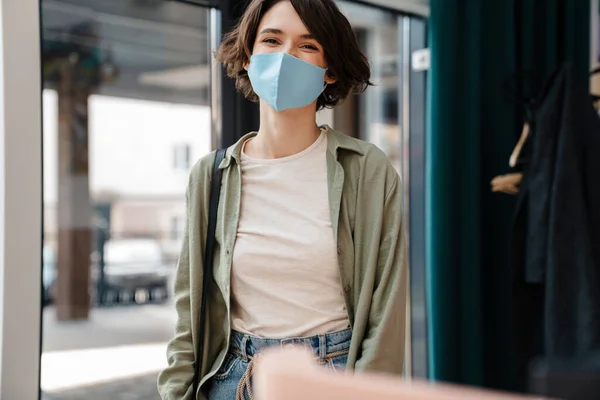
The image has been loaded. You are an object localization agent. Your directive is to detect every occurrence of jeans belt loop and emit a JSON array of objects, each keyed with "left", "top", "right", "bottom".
[
  {"left": 318, "top": 334, "right": 327, "bottom": 360},
  {"left": 240, "top": 335, "right": 249, "bottom": 362}
]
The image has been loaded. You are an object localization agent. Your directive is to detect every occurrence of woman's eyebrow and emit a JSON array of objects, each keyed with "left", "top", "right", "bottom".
[
  {"left": 258, "top": 27, "right": 316, "bottom": 40},
  {"left": 258, "top": 28, "right": 283, "bottom": 35}
]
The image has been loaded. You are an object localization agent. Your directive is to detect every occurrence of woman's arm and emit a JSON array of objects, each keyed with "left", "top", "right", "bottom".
[
  {"left": 157, "top": 183, "right": 197, "bottom": 400},
  {"left": 355, "top": 174, "right": 408, "bottom": 374}
]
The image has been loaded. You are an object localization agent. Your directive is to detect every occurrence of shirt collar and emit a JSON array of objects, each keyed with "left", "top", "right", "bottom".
[{"left": 218, "top": 124, "right": 364, "bottom": 169}]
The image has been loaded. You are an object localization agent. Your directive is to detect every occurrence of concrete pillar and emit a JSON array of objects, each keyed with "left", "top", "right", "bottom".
[{"left": 55, "top": 57, "right": 92, "bottom": 321}]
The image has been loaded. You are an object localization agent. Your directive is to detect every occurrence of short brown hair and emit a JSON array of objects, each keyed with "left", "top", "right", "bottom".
[{"left": 215, "top": 0, "right": 373, "bottom": 110}]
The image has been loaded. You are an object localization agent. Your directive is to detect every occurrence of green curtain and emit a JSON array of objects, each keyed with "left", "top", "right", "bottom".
[{"left": 426, "top": 0, "right": 590, "bottom": 391}]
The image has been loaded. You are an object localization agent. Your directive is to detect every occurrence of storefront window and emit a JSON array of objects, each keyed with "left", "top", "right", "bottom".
[
  {"left": 40, "top": 1, "right": 213, "bottom": 398},
  {"left": 332, "top": 0, "right": 428, "bottom": 378}
]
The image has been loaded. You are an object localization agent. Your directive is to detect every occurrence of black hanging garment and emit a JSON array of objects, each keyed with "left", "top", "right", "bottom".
[{"left": 511, "top": 63, "right": 600, "bottom": 392}]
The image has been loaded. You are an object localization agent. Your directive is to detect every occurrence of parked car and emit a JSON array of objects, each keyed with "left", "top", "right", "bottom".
[
  {"left": 42, "top": 238, "right": 170, "bottom": 306},
  {"left": 100, "top": 238, "right": 170, "bottom": 300}
]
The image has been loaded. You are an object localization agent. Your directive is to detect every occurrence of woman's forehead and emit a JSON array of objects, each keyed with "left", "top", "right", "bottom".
[{"left": 257, "top": 1, "right": 312, "bottom": 38}]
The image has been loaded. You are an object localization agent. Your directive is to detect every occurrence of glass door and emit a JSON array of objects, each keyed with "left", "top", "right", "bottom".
[
  {"left": 323, "top": 0, "right": 429, "bottom": 379},
  {"left": 40, "top": 1, "right": 216, "bottom": 398}
]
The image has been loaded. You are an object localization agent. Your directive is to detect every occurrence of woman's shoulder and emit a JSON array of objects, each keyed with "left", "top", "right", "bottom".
[
  {"left": 353, "top": 138, "right": 393, "bottom": 167},
  {"left": 326, "top": 126, "right": 393, "bottom": 165},
  {"left": 188, "top": 150, "right": 219, "bottom": 188},
  {"left": 188, "top": 133, "right": 254, "bottom": 187},
  {"left": 327, "top": 127, "right": 398, "bottom": 180}
]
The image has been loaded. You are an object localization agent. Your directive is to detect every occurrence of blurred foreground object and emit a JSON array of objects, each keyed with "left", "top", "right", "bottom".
[{"left": 254, "top": 347, "right": 550, "bottom": 400}]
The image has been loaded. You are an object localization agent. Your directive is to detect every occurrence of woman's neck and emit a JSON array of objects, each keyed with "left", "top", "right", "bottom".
[{"left": 246, "top": 100, "right": 321, "bottom": 159}]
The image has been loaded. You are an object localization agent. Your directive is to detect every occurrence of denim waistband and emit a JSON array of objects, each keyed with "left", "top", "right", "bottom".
[{"left": 230, "top": 328, "right": 352, "bottom": 360}]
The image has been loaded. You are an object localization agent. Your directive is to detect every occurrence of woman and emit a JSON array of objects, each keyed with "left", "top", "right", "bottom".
[{"left": 158, "top": 1, "right": 407, "bottom": 399}]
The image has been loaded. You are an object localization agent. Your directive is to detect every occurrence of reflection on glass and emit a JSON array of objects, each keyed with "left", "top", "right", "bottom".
[
  {"left": 333, "top": 1, "right": 401, "bottom": 173},
  {"left": 332, "top": 1, "right": 428, "bottom": 377},
  {"left": 40, "top": 1, "right": 212, "bottom": 399}
]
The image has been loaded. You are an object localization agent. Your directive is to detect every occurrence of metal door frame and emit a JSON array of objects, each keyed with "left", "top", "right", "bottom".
[{"left": 0, "top": 1, "right": 43, "bottom": 398}]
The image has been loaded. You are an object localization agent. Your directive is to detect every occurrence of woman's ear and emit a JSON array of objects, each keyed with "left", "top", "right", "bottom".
[{"left": 324, "top": 71, "right": 337, "bottom": 85}]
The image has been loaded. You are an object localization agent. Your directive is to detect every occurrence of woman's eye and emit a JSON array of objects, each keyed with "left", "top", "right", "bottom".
[
  {"left": 301, "top": 44, "right": 318, "bottom": 50},
  {"left": 263, "top": 38, "right": 278, "bottom": 44}
]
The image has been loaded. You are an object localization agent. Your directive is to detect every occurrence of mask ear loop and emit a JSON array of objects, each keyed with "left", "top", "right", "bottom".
[
  {"left": 319, "top": 83, "right": 329, "bottom": 102},
  {"left": 321, "top": 69, "right": 329, "bottom": 99}
]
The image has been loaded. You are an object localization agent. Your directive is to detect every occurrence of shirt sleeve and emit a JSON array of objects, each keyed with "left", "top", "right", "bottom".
[
  {"left": 355, "top": 173, "right": 408, "bottom": 374},
  {"left": 157, "top": 181, "right": 198, "bottom": 400}
]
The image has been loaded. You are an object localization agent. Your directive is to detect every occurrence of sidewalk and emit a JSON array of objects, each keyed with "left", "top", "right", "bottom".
[
  {"left": 42, "top": 302, "right": 177, "bottom": 400},
  {"left": 43, "top": 373, "right": 160, "bottom": 400}
]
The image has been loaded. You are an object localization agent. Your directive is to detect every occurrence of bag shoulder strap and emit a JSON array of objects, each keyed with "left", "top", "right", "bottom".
[
  {"left": 204, "top": 148, "right": 226, "bottom": 280},
  {"left": 192, "top": 148, "right": 226, "bottom": 398}
]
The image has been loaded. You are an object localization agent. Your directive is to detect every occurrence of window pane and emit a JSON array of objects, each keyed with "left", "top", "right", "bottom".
[
  {"left": 328, "top": 1, "right": 401, "bottom": 173},
  {"left": 332, "top": 1, "right": 429, "bottom": 378},
  {"left": 40, "top": 1, "right": 213, "bottom": 399}
]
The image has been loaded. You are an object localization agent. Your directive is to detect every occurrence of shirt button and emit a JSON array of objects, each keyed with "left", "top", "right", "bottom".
[
  {"left": 344, "top": 285, "right": 351, "bottom": 292},
  {"left": 337, "top": 246, "right": 342, "bottom": 254}
]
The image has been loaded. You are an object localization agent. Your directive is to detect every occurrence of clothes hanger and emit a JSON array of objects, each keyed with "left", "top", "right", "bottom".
[
  {"left": 491, "top": 173, "right": 523, "bottom": 195},
  {"left": 488, "top": 122, "right": 529, "bottom": 195},
  {"left": 509, "top": 122, "right": 530, "bottom": 168},
  {"left": 490, "top": 70, "right": 537, "bottom": 196},
  {"left": 488, "top": 116, "right": 529, "bottom": 196}
]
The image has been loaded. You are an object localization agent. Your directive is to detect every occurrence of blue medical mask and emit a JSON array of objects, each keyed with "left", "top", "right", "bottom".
[{"left": 248, "top": 52, "right": 327, "bottom": 112}]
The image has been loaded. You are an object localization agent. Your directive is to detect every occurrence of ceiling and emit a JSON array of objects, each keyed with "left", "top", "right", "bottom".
[{"left": 41, "top": 0, "right": 211, "bottom": 105}]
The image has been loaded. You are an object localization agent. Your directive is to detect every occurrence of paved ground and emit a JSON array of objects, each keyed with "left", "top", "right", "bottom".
[
  {"left": 43, "top": 373, "right": 161, "bottom": 400},
  {"left": 41, "top": 301, "right": 177, "bottom": 400},
  {"left": 42, "top": 301, "right": 176, "bottom": 352}
]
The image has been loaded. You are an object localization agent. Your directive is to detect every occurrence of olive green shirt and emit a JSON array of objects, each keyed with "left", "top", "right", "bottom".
[{"left": 157, "top": 125, "right": 408, "bottom": 400}]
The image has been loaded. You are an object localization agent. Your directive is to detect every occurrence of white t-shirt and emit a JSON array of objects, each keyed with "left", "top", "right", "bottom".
[{"left": 230, "top": 131, "right": 351, "bottom": 338}]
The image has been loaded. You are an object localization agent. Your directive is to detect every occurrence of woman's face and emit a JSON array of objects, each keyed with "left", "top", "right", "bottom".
[{"left": 250, "top": 1, "right": 336, "bottom": 85}]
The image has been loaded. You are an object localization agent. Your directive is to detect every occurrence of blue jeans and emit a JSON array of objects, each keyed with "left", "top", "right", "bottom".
[{"left": 208, "top": 328, "right": 352, "bottom": 400}]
